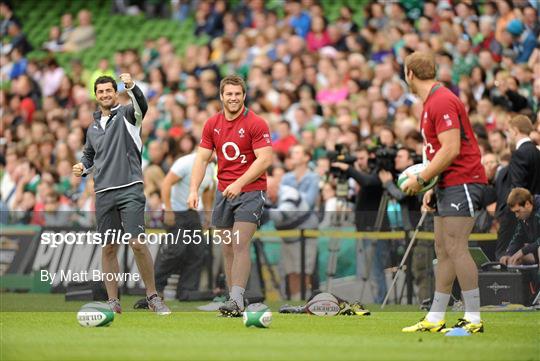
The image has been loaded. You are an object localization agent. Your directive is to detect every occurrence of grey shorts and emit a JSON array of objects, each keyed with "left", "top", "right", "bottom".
[
  {"left": 211, "top": 190, "right": 266, "bottom": 229},
  {"left": 435, "top": 183, "right": 485, "bottom": 217},
  {"left": 95, "top": 182, "right": 146, "bottom": 240}
]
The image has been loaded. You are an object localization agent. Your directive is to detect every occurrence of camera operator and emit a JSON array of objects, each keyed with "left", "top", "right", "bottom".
[
  {"left": 378, "top": 147, "right": 433, "bottom": 303},
  {"left": 331, "top": 143, "right": 390, "bottom": 303},
  {"left": 377, "top": 148, "right": 422, "bottom": 230}
]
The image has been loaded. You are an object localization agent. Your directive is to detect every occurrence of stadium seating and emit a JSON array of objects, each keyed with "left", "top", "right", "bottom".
[
  {"left": 14, "top": 0, "right": 369, "bottom": 71},
  {"left": 14, "top": 0, "right": 196, "bottom": 70}
]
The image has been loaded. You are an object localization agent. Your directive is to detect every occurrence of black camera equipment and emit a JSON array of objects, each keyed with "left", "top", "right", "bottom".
[{"left": 326, "top": 144, "right": 357, "bottom": 199}]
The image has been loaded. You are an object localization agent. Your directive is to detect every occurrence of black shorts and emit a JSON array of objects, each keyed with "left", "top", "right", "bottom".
[
  {"left": 95, "top": 182, "right": 146, "bottom": 239},
  {"left": 211, "top": 190, "right": 266, "bottom": 229},
  {"left": 435, "top": 183, "right": 485, "bottom": 217}
]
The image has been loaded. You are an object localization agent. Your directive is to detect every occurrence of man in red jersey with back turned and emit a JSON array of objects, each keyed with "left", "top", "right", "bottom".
[
  {"left": 401, "top": 52, "right": 488, "bottom": 334},
  {"left": 188, "top": 75, "right": 272, "bottom": 317}
]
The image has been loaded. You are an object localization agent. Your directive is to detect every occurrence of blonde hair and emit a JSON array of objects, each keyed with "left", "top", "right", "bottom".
[
  {"left": 507, "top": 187, "right": 533, "bottom": 208},
  {"left": 508, "top": 115, "right": 533, "bottom": 135},
  {"left": 404, "top": 52, "right": 436, "bottom": 80}
]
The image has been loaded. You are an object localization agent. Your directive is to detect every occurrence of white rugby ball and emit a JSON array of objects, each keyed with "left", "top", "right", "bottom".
[
  {"left": 243, "top": 303, "right": 272, "bottom": 328},
  {"left": 306, "top": 292, "right": 340, "bottom": 316},
  {"left": 77, "top": 302, "right": 114, "bottom": 327},
  {"left": 397, "top": 163, "right": 438, "bottom": 193}
]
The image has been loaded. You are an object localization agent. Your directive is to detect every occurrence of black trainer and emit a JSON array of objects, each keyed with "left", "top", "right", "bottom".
[{"left": 218, "top": 299, "right": 243, "bottom": 317}]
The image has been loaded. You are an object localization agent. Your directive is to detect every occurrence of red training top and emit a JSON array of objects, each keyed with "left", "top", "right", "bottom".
[
  {"left": 200, "top": 106, "right": 271, "bottom": 192},
  {"left": 421, "top": 84, "right": 487, "bottom": 188}
]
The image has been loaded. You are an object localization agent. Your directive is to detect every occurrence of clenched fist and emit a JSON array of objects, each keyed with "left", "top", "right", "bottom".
[
  {"left": 72, "top": 163, "right": 84, "bottom": 177},
  {"left": 119, "top": 73, "right": 134, "bottom": 89}
]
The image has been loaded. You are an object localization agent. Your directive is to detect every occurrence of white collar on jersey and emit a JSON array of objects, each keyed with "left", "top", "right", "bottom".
[{"left": 516, "top": 137, "right": 532, "bottom": 150}]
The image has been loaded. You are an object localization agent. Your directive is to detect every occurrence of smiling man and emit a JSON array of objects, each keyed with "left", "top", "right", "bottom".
[
  {"left": 72, "top": 74, "right": 170, "bottom": 315},
  {"left": 188, "top": 74, "right": 272, "bottom": 317}
]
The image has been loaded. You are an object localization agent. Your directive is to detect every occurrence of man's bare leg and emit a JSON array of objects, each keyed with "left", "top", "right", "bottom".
[
  {"left": 220, "top": 228, "right": 234, "bottom": 290},
  {"left": 443, "top": 216, "right": 480, "bottom": 323},
  {"left": 102, "top": 244, "right": 120, "bottom": 299},
  {"left": 434, "top": 217, "right": 457, "bottom": 293},
  {"left": 442, "top": 217, "right": 476, "bottom": 290},
  {"left": 129, "top": 238, "right": 157, "bottom": 296},
  {"left": 425, "top": 216, "right": 455, "bottom": 323},
  {"left": 229, "top": 221, "right": 258, "bottom": 309}
]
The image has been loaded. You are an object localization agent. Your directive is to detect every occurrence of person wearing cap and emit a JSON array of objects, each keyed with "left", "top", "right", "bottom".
[{"left": 506, "top": 19, "right": 536, "bottom": 63}]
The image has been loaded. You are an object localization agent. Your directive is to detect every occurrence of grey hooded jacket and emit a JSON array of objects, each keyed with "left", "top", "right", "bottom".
[{"left": 80, "top": 84, "right": 147, "bottom": 193}]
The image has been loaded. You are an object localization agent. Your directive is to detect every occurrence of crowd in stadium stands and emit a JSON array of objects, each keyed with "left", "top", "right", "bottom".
[{"left": 1, "top": 0, "right": 540, "bottom": 230}]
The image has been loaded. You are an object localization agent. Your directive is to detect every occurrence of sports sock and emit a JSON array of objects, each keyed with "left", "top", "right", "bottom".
[
  {"left": 230, "top": 285, "right": 245, "bottom": 310},
  {"left": 462, "top": 288, "right": 481, "bottom": 324},
  {"left": 426, "top": 291, "right": 450, "bottom": 323},
  {"left": 146, "top": 293, "right": 158, "bottom": 301}
]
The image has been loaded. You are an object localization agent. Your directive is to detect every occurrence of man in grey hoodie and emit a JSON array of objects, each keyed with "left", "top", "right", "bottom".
[{"left": 73, "top": 74, "right": 170, "bottom": 315}]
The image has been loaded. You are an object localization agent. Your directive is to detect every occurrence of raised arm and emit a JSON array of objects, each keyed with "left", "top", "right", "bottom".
[{"left": 121, "top": 73, "right": 148, "bottom": 126}]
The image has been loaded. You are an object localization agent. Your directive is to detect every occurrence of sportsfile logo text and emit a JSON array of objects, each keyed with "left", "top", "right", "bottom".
[{"left": 40, "top": 229, "right": 241, "bottom": 248}]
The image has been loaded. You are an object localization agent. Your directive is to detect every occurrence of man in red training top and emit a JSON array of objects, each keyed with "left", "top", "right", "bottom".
[
  {"left": 188, "top": 74, "right": 272, "bottom": 317},
  {"left": 401, "top": 52, "right": 488, "bottom": 334}
]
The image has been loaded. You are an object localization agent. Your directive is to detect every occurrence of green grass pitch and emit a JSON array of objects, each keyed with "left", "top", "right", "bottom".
[{"left": 1, "top": 294, "right": 539, "bottom": 361}]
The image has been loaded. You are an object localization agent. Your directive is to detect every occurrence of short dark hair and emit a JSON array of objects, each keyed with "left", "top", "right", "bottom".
[
  {"left": 94, "top": 76, "right": 117, "bottom": 94},
  {"left": 293, "top": 144, "right": 312, "bottom": 161},
  {"left": 219, "top": 74, "right": 246, "bottom": 96},
  {"left": 405, "top": 129, "right": 423, "bottom": 143},
  {"left": 279, "top": 120, "right": 291, "bottom": 129},
  {"left": 356, "top": 144, "right": 369, "bottom": 153},
  {"left": 490, "top": 129, "right": 506, "bottom": 141},
  {"left": 398, "top": 147, "right": 415, "bottom": 160}
]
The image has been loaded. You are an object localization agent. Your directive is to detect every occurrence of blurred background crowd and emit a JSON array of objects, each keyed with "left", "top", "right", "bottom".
[{"left": 0, "top": 0, "right": 539, "bottom": 226}]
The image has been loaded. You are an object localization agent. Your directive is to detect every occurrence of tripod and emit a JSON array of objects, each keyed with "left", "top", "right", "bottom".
[
  {"left": 381, "top": 211, "right": 427, "bottom": 308},
  {"left": 325, "top": 180, "right": 354, "bottom": 293},
  {"left": 357, "top": 190, "right": 392, "bottom": 302},
  {"left": 252, "top": 238, "right": 285, "bottom": 299}
]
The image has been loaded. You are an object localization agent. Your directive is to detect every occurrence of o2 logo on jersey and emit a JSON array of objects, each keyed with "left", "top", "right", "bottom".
[
  {"left": 222, "top": 142, "right": 247, "bottom": 163},
  {"left": 421, "top": 128, "right": 435, "bottom": 155},
  {"left": 425, "top": 142, "right": 435, "bottom": 154}
]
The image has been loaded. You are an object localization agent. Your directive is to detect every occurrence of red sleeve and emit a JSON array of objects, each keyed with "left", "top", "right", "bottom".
[
  {"left": 250, "top": 115, "right": 272, "bottom": 150},
  {"left": 431, "top": 96, "right": 461, "bottom": 134},
  {"left": 199, "top": 117, "right": 215, "bottom": 150}
]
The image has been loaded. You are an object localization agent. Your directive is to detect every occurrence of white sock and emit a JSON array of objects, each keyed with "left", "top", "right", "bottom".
[
  {"left": 462, "top": 288, "right": 481, "bottom": 323},
  {"left": 230, "top": 285, "right": 245, "bottom": 310},
  {"left": 426, "top": 292, "right": 450, "bottom": 323}
]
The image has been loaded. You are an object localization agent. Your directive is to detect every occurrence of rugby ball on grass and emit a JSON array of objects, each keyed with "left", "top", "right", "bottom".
[
  {"left": 243, "top": 303, "right": 272, "bottom": 328},
  {"left": 397, "top": 163, "right": 438, "bottom": 193},
  {"left": 77, "top": 302, "right": 114, "bottom": 327},
  {"left": 306, "top": 292, "right": 340, "bottom": 316}
]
